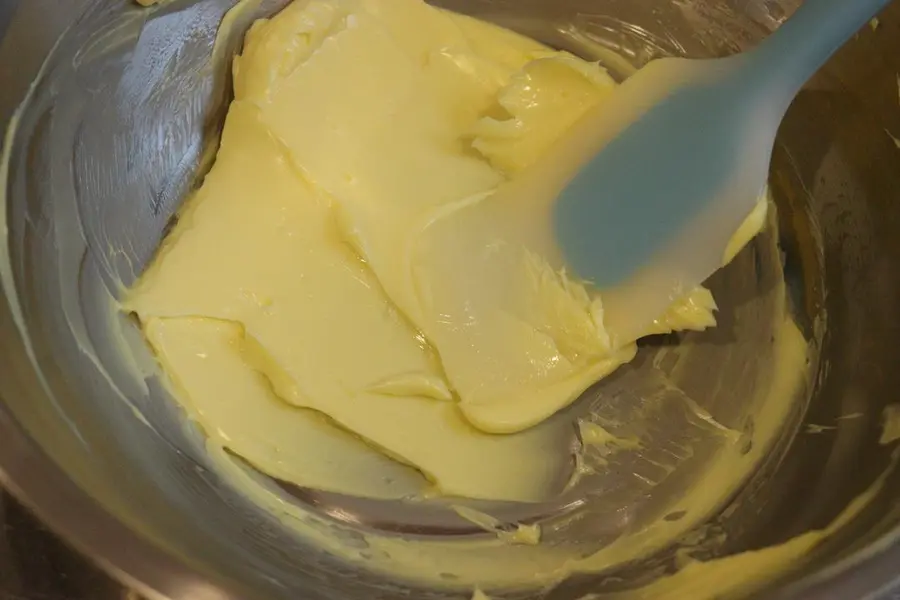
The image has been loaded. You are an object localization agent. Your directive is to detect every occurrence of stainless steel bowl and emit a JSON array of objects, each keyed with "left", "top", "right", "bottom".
[{"left": 2, "top": 0, "right": 900, "bottom": 599}]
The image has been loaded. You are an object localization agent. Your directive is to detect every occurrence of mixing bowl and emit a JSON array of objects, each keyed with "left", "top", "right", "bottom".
[{"left": 2, "top": 0, "right": 900, "bottom": 598}]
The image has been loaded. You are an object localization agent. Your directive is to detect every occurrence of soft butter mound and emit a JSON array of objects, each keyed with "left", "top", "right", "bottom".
[
  {"left": 126, "top": 0, "right": 582, "bottom": 501},
  {"left": 127, "top": 0, "right": 764, "bottom": 500}
]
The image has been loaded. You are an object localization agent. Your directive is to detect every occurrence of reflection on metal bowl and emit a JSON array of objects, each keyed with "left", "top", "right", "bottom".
[{"left": 1, "top": 0, "right": 900, "bottom": 599}]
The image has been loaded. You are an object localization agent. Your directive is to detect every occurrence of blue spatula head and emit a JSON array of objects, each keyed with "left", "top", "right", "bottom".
[
  {"left": 555, "top": 66, "right": 753, "bottom": 289},
  {"left": 551, "top": 56, "right": 776, "bottom": 344},
  {"left": 552, "top": 0, "right": 890, "bottom": 345}
]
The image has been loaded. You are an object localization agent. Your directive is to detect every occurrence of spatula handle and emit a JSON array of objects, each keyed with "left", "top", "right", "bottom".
[{"left": 750, "top": 0, "right": 891, "bottom": 95}]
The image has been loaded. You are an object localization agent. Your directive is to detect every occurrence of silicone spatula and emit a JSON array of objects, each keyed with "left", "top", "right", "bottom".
[{"left": 553, "top": 0, "right": 890, "bottom": 344}]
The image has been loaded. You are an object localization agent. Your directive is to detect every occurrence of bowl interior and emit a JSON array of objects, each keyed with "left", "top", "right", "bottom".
[{"left": 2, "top": 1, "right": 900, "bottom": 599}]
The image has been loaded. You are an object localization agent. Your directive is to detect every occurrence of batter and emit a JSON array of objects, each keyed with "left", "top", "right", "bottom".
[{"left": 126, "top": 0, "right": 766, "bottom": 502}]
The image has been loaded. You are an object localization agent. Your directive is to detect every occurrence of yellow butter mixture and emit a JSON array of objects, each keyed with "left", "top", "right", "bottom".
[{"left": 126, "top": 0, "right": 765, "bottom": 502}]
